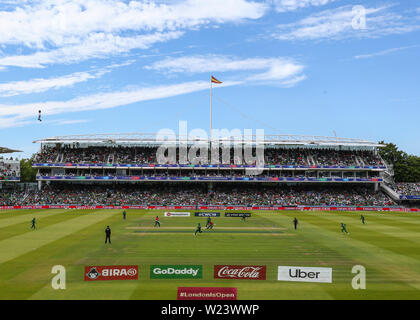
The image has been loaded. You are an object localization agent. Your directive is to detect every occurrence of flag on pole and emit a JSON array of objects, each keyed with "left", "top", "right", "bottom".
[{"left": 211, "top": 76, "right": 222, "bottom": 84}]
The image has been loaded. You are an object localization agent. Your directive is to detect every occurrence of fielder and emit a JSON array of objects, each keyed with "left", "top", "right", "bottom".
[
  {"left": 341, "top": 223, "right": 350, "bottom": 235},
  {"left": 31, "top": 217, "right": 36, "bottom": 230},
  {"left": 194, "top": 223, "right": 203, "bottom": 236}
]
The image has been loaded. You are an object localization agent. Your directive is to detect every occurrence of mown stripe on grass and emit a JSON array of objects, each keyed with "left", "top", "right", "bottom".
[
  {"left": 303, "top": 212, "right": 420, "bottom": 257},
  {"left": 0, "top": 210, "right": 55, "bottom": 220},
  {"left": 0, "top": 211, "right": 120, "bottom": 299},
  {"left": 0, "top": 210, "right": 30, "bottom": 219},
  {"left": 370, "top": 213, "right": 420, "bottom": 226},
  {"left": 0, "top": 211, "right": 87, "bottom": 242},
  {"left": 0, "top": 210, "right": 69, "bottom": 229},
  {"left": 275, "top": 213, "right": 420, "bottom": 291},
  {"left": 133, "top": 230, "right": 284, "bottom": 234},
  {"left": 261, "top": 212, "right": 420, "bottom": 298},
  {"left": 0, "top": 211, "right": 116, "bottom": 265},
  {"left": 27, "top": 212, "right": 137, "bottom": 300}
]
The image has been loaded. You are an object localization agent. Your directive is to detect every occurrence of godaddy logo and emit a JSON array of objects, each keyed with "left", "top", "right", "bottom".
[{"left": 150, "top": 265, "right": 203, "bottom": 279}]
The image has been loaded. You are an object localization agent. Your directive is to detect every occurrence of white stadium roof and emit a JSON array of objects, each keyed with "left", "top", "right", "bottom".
[
  {"left": 33, "top": 133, "right": 384, "bottom": 148},
  {"left": 0, "top": 146, "right": 22, "bottom": 154}
]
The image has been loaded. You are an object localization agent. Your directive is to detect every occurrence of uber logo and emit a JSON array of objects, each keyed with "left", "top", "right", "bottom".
[{"left": 278, "top": 266, "right": 332, "bottom": 283}]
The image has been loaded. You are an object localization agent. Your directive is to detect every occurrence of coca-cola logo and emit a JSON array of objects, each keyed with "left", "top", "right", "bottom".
[{"left": 214, "top": 265, "right": 266, "bottom": 280}]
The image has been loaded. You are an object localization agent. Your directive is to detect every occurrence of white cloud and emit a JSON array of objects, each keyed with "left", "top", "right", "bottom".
[
  {"left": 0, "top": 0, "right": 267, "bottom": 68},
  {"left": 0, "top": 61, "right": 132, "bottom": 96},
  {"left": 0, "top": 53, "right": 306, "bottom": 128},
  {"left": 0, "top": 80, "right": 242, "bottom": 128},
  {"left": 146, "top": 55, "right": 305, "bottom": 84},
  {"left": 51, "top": 119, "right": 90, "bottom": 125},
  {"left": 273, "top": 4, "right": 420, "bottom": 41},
  {"left": 273, "top": 0, "right": 337, "bottom": 12},
  {"left": 354, "top": 45, "right": 420, "bottom": 59},
  {"left": 0, "top": 32, "right": 183, "bottom": 68},
  {"left": 0, "top": 72, "right": 94, "bottom": 97}
]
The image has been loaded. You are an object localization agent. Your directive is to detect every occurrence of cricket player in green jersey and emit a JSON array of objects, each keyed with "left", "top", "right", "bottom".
[
  {"left": 123, "top": 210, "right": 127, "bottom": 220},
  {"left": 31, "top": 217, "right": 36, "bottom": 230},
  {"left": 341, "top": 223, "right": 349, "bottom": 234},
  {"left": 241, "top": 213, "right": 247, "bottom": 222},
  {"left": 194, "top": 223, "right": 203, "bottom": 236},
  {"left": 361, "top": 215, "right": 366, "bottom": 224}
]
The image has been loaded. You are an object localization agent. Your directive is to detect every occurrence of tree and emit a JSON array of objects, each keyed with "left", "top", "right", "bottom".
[
  {"left": 20, "top": 157, "right": 37, "bottom": 182},
  {"left": 378, "top": 141, "right": 420, "bottom": 182},
  {"left": 377, "top": 141, "right": 406, "bottom": 165}
]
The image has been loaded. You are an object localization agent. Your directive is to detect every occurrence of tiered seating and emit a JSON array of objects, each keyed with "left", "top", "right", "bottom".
[
  {"left": 34, "top": 146, "right": 384, "bottom": 166},
  {"left": 0, "top": 184, "right": 395, "bottom": 207}
]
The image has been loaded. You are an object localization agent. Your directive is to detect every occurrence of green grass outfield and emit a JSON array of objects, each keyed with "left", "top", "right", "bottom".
[{"left": 0, "top": 209, "right": 420, "bottom": 300}]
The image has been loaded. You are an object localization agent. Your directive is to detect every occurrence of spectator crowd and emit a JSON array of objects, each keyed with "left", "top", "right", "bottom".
[
  {"left": 34, "top": 145, "right": 384, "bottom": 167},
  {"left": 391, "top": 183, "right": 420, "bottom": 196},
  {"left": 0, "top": 184, "right": 395, "bottom": 207},
  {"left": 0, "top": 159, "right": 20, "bottom": 178}
]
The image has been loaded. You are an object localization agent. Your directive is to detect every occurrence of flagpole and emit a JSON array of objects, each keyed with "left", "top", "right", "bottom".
[{"left": 210, "top": 75, "right": 213, "bottom": 145}]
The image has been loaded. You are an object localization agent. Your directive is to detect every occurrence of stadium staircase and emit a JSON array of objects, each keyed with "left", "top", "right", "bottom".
[
  {"left": 377, "top": 154, "right": 399, "bottom": 201},
  {"left": 307, "top": 155, "right": 316, "bottom": 166},
  {"left": 21, "top": 190, "right": 32, "bottom": 203},
  {"left": 380, "top": 184, "right": 400, "bottom": 201},
  {"left": 55, "top": 153, "right": 63, "bottom": 163},
  {"left": 355, "top": 156, "right": 364, "bottom": 166},
  {"left": 107, "top": 153, "right": 114, "bottom": 164}
]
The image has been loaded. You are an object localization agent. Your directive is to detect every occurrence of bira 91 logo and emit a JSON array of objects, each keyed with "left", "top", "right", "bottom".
[
  {"left": 214, "top": 265, "right": 266, "bottom": 280},
  {"left": 84, "top": 265, "right": 138, "bottom": 281}
]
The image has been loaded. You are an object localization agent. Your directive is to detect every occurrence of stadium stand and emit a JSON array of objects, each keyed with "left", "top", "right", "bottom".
[
  {"left": 0, "top": 157, "right": 20, "bottom": 181},
  {"left": 391, "top": 183, "right": 420, "bottom": 196},
  {"left": 5, "top": 133, "right": 400, "bottom": 208},
  {"left": 0, "top": 184, "right": 395, "bottom": 207},
  {"left": 34, "top": 145, "right": 384, "bottom": 167}
]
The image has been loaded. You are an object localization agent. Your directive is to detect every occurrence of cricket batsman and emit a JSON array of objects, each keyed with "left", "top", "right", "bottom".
[
  {"left": 206, "top": 216, "right": 212, "bottom": 228},
  {"left": 206, "top": 221, "right": 214, "bottom": 230},
  {"left": 154, "top": 216, "right": 161, "bottom": 227}
]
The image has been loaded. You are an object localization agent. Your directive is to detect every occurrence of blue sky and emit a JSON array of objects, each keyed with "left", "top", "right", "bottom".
[{"left": 0, "top": 0, "right": 419, "bottom": 158}]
